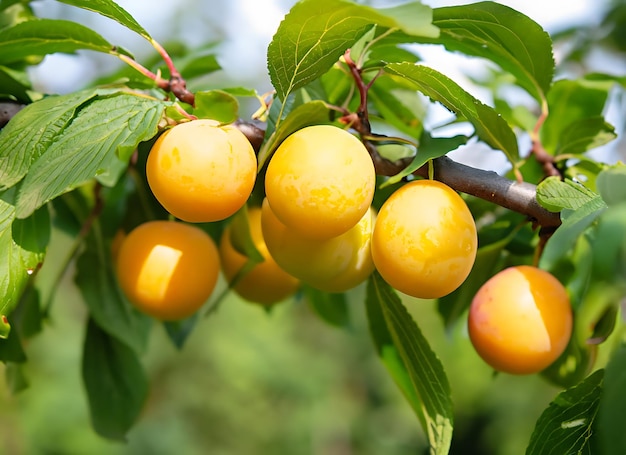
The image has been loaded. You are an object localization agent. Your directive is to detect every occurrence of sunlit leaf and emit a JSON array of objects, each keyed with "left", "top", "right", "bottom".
[
  {"left": 541, "top": 78, "right": 614, "bottom": 155},
  {"left": 369, "top": 75, "right": 426, "bottom": 138},
  {"left": 0, "top": 189, "right": 49, "bottom": 335},
  {"left": 526, "top": 369, "right": 603, "bottom": 454},
  {"left": 194, "top": 90, "right": 239, "bottom": 124},
  {"left": 367, "top": 272, "right": 453, "bottom": 454},
  {"left": 385, "top": 63, "right": 519, "bottom": 162},
  {"left": 0, "top": 18, "right": 114, "bottom": 64},
  {"left": 536, "top": 177, "right": 598, "bottom": 212},
  {"left": 15, "top": 92, "right": 165, "bottom": 219},
  {"left": 57, "top": 0, "right": 151, "bottom": 40},
  {"left": 0, "top": 89, "right": 103, "bottom": 191},
  {"left": 426, "top": 1, "right": 554, "bottom": 103},
  {"left": 555, "top": 116, "right": 616, "bottom": 156},
  {"left": 268, "top": 0, "right": 438, "bottom": 101}
]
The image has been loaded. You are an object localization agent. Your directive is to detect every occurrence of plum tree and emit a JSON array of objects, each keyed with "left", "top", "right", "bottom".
[{"left": 0, "top": 0, "right": 624, "bottom": 453}]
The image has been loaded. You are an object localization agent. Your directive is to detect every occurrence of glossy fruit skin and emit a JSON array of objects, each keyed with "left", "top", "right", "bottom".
[
  {"left": 371, "top": 179, "right": 477, "bottom": 299},
  {"left": 468, "top": 265, "right": 573, "bottom": 375},
  {"left": 116, "top": 220, "right": 220, "bottom": 321},
  {"left": 146, "top": 119, "right": 256, "bottom": 223},
  {"left": 261, "top": 198, "right": 375, "bottom": 293},
  {"left": 219, "top": 206, "right": 300, "bottom": 305},
  {"left": 264, "top": 124, "right": 375, "bottom": 239}
]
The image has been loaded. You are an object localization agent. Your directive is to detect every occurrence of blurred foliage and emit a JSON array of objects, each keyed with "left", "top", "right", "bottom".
[{"left": 0, "top": 225, "right": 569, "bottom": 455}]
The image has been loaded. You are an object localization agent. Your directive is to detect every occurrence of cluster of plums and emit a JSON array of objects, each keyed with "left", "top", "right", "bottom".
[{"left": 114, "top": 119, "right": 572, "bottom": 375}]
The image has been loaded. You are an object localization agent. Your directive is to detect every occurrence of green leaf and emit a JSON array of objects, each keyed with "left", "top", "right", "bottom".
[
  {"left": 369, "top": 75, "right": 426, "bottom": 138},
  {"left": 427, "top": 1, "right": 554, "bottom": 103},
  {"left": 15, "top": 92, "right": 165, "bottom": 219},
  {"left": 525, "top": 369, "right": 603, "bottom": 455},
  {"left": 0, "top": 65, "right": 30, "bottom": 103},
  {"left": 180, "top": 52, "right": 221, "bottom": 80},
  {"left": 381, "top": 133, "right": 467, "bottom": 188},
  {"left": 193, "top": 90, "right": 239, "bottom": 124},
  {"left": 365, "top": 275, "right": 425, "bottom": 430},
  {"left": 541, "top": 336, "right": 596, "bottom": 389},
  {"left": 75, "top": 225, "right": 152, "bottom": 354},
  {"left": 536, "top": 176, "right": 598, "bottom": 212},
  {"left": 227, "top": 205, "right": 264, "bottom": 262},
  {"left": 385, "top": 63, "right": 519, "bottom": 163},
  {"left": 257, "top": 100, "right": 330, "bottom": 170},
  {"left": 555, "top": 116, "right": 616, "bottom": 156},
  {"left": 539, "top": 197, "right": 607, "bottom": 271},
  {"left": 4, "top": 362, "right": 28, "bottom": 394},
  {"left": 592, "top": 204, "right": 626, "bottom": 280},
  {"left": 367, "top": 272, "right": 453, "bottom": 454},
  {"left": 597, "top": 165, "right": 626, "bottom": 206},
  {"left": 56, "top": 0, "right": 151, "bottom": 40},
  {"left": 0, "top": 326, "right": 25, "bottom": 362},
  {"left": 0, "top": 90, "right": 102, "bottom": 191},
  {"left": 541, "top": 78, "right": 613, "bottom": 155},
  {"left": 82, "top": 318, "right": 148, "bottom": 441},
  {"left": 0, "top": 189, "right": 49, "bottom": 334},
  {"left": 1, "top": 2, "right": 35, "bottom": 29},
  {"left": 303, "top": 286, "right": 349, "bottom": 328},
  {"left": 0, "top": 18, "right": 115, "bottom": 64},
  {"left": 163, "top": 315, "right": 198, "bottom": 350},
  {"left": 10, "top": 286, "right": 42, "bottom": 339},
  {"left": 597, "top": 344, "right": 626, "bottom": 454},
  {"left": 267, "top": 0, "right": 438, "bottom": 101}
]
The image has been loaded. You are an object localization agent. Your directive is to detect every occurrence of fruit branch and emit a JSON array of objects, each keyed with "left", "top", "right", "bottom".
[
  {"left": 362, "top": 140, "right": 561, "bottom": 228},
  {"left": 116, "top": 41, "right": 196, "bottom": 106},
  {"left": 236, "top": 120, "right": 561, "bottom": 229}
]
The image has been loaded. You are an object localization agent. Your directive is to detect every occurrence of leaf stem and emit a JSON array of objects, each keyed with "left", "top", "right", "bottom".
[
  {"left": 150, "top": 38, "right": 196, "bottom": 106},
  {"left": 116, "top": 54, "right": 169, "bottom": 90}
]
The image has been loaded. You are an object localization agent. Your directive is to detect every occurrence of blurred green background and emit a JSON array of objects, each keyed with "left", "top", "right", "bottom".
[{"left": 0, "top": 226, "right": 562, "bottom": 455}]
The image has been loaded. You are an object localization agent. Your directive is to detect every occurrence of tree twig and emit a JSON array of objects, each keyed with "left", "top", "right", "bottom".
[{"left": 235, "top": 120, "right": 561, "bottom": 229}]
